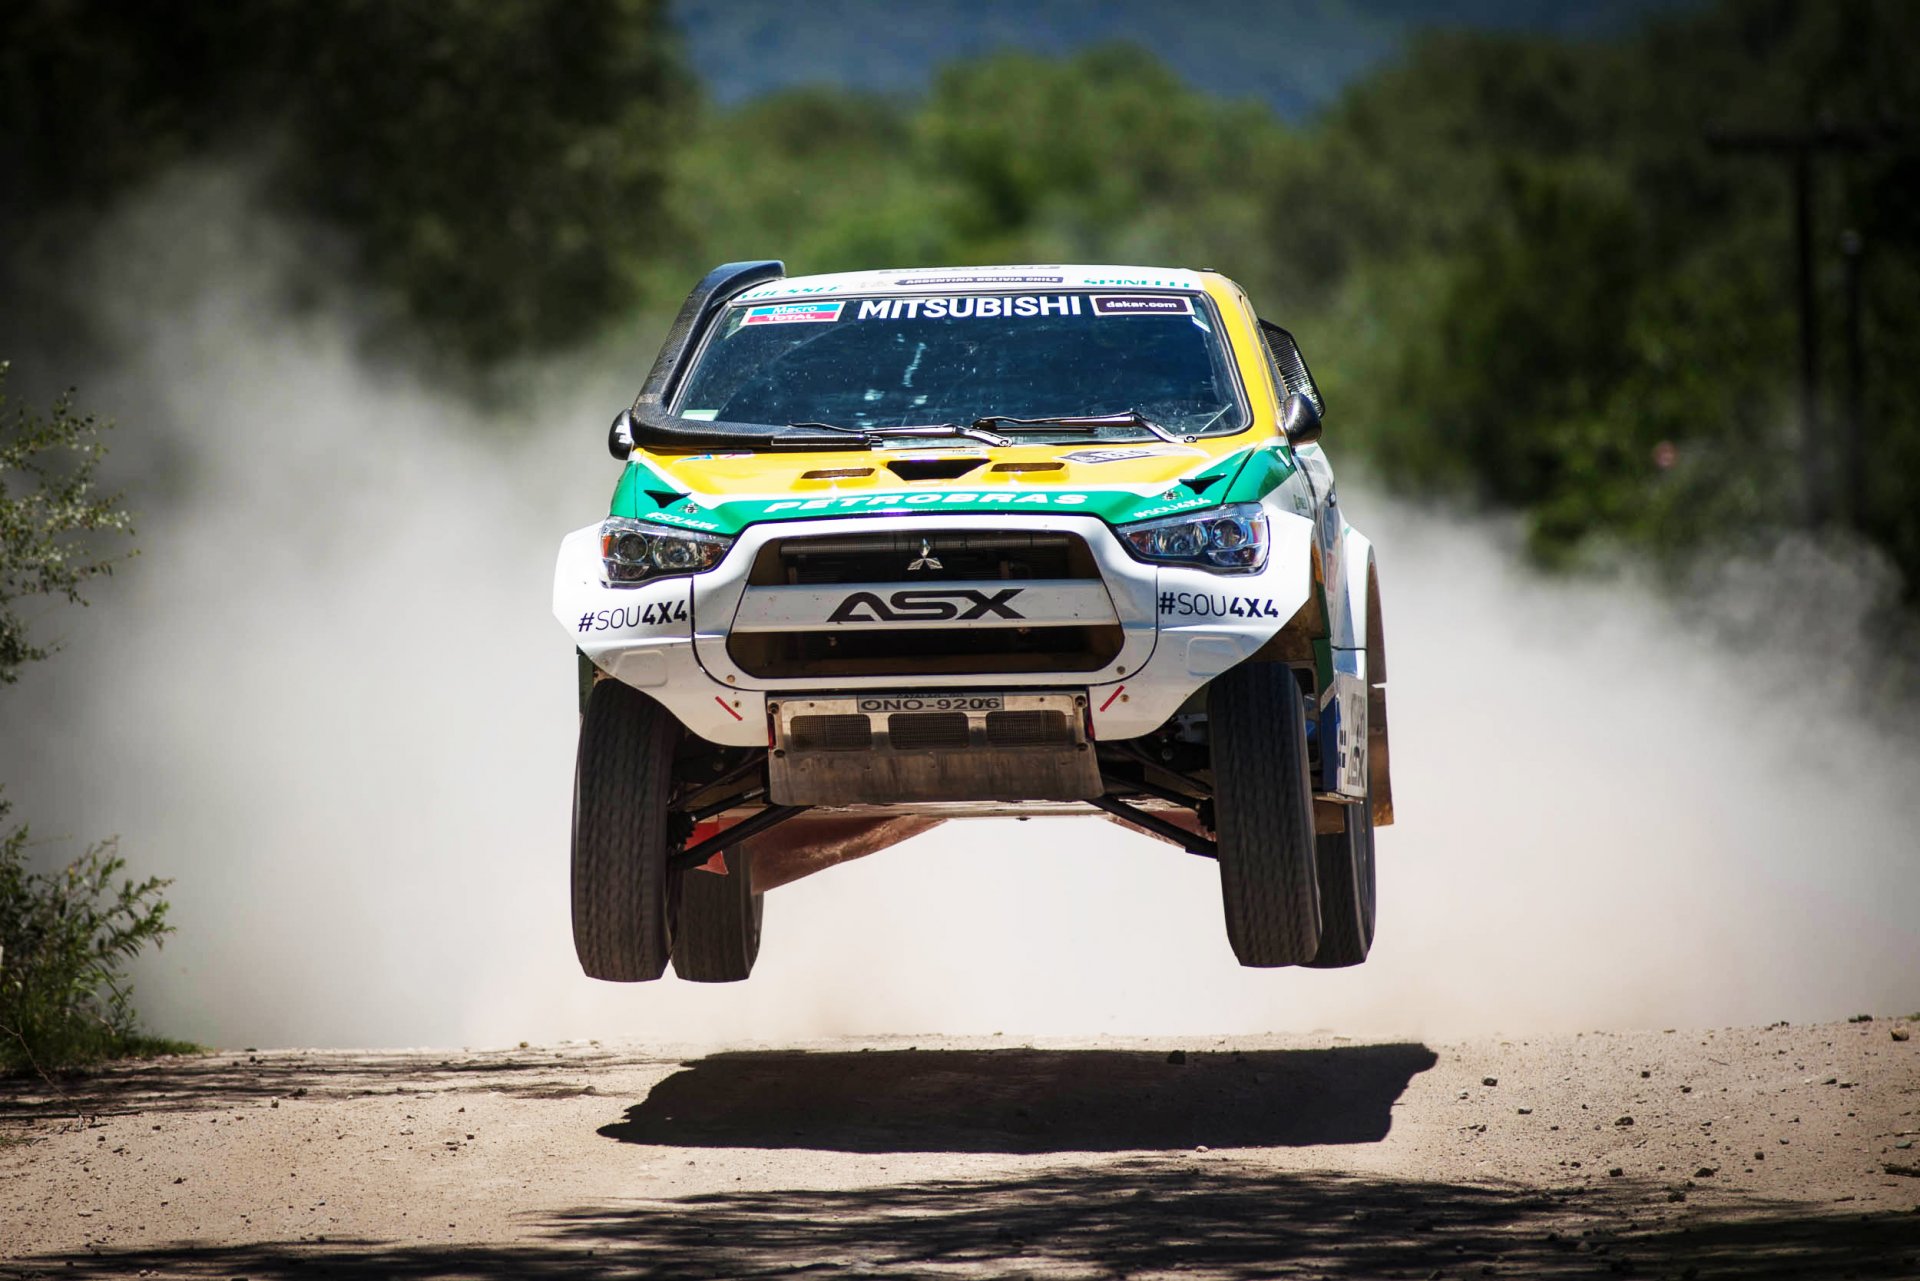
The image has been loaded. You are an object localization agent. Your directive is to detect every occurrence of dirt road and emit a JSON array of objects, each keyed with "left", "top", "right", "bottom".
[{"left": 2, "top": 1021, "right": 1915, "bottom": 1278}]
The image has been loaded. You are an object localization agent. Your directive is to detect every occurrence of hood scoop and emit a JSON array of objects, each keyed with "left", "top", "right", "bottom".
[{"left": 887, "top": 457, "right": 987, "bottom": 482}]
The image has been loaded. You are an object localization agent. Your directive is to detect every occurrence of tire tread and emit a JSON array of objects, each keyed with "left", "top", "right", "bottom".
[
  {"left": 571, "top": 680, "right": 676, "bottom": 981},
  {"left": 1210, "top": 663, "right": 1322, "bottom": 966}
]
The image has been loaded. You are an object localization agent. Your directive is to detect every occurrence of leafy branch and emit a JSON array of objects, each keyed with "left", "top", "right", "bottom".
[{"left": 0, "top": 360, "right": 135, "bottom": 686}]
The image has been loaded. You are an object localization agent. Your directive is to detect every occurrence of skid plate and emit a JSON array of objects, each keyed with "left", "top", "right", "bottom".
[{"left": 767, "top": 690, "right": 1100, "bottom": 805}]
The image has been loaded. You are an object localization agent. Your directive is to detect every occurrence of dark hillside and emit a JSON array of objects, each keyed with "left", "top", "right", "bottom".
[{"left": 673, "top": 0, "right": 1690, "bottom": 111}]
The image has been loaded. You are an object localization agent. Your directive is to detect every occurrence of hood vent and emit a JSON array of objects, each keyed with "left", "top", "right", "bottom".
[
  {"left": 644, "top": 488, "right": 688, "bottom": 508},
  {"left": 887, "top": 457, "right": 987, "bottom": 482},
  {"left": 1179, "top": 474, "right": 1224, "bottom": 497}
]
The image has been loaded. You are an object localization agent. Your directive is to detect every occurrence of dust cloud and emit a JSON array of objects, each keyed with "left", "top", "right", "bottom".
[{"left": 3, "top": 173, "right": 1915, "bottom": 1052}]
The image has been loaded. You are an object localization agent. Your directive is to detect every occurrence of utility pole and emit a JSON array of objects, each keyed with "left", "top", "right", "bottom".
[{"left": 1704, "top": 123, "right": 1881, "bottom": 527}]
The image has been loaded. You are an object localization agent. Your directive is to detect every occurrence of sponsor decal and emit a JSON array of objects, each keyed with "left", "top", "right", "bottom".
[
  {"left": 1090, "top": 294, "right": 1194, "bottom": 317},
  {"left": 827, "top": 588, "right": 1025, "bottom": 624},
  {"left": 761, "top": 491, "right": 1090, "bottom": 512},
  {"left": 1059, "top": 446, "right": 1197, "bottom": 465},
  {"left": 737, "top": 284, "right": 847, "bottom": 300},
  {"left": 1127, "top": 492, "right": 1215, "bottom": 520},
  {"left": 855, "top": 295, "right": 1081, "bottom": 320},
  {"left": 644, "top": 510, "right": 723, "bottom": 530},
  {"left": 1341, "top": 684, "right": 1367, "bottom": 791},
  {"left": 892, "top": 274, "right": 1066, "bottom": 286},
  {"left": 1157, "top": 591, "right": 1283, "bottom": 620},
  {"left": 856, "top": 695, "right": 1004, "bottom": 713},
  {"left": 578, "top": 600, "right": 690, "bottom": 632},
  {"left": 742, "top": 301, "right": 845, "bottom": 325}
]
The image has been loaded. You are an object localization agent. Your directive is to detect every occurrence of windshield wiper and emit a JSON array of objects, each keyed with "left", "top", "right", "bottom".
[
  {"left": 970, "top": 409, "right": 1194, "bottom": 445},
  {"left": 788, "top": 421, "right": 1014, "bottom": 448}
]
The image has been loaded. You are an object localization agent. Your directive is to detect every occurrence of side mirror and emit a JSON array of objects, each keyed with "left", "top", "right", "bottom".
[
  {"left": 1282, "top": 392, "right": 1322, "bottom": 447},
  {"left": 608, "top": 409, "right": 636, "bottom": 460}
]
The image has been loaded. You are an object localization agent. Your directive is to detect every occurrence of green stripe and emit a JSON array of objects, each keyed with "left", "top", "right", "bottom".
[{"left": 607, "top": 446, "right": 1291, "bottom": 534}]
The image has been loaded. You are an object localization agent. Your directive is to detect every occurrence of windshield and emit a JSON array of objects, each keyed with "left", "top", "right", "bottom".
[{"left": 671, "top": 291, "right": 1247, "bottom": 441}]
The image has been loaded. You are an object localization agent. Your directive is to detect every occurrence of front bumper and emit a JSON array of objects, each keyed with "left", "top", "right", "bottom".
[{"left": 554, "top": 508, "right": 1314, "bottom": 747}]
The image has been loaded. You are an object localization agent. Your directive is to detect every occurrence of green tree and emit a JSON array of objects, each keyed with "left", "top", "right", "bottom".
[
  {"left": 0, "top": 363, "right": 132, "bottom": 686},
  {"left": 1286, "top": 0, "right": 1920, "bottom": 583},
  {"left": 0, "top": 0, "right": 688, "bottom": 363}
]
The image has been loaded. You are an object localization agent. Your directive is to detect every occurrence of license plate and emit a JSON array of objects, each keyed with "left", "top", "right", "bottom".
[{"left": 855, "top": 694, "right": 1005, "bottom": 714}]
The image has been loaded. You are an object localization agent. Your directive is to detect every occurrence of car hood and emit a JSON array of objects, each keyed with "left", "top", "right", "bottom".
[{"left": 608, "top": 436, "right": 1295, "bottom": 535}]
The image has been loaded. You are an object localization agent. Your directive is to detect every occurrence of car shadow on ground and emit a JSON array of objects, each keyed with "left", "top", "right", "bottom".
[
  {"left": 597, "top": 1043, "right": 1439, "bottom": 1153},
  {"left": 17, "top": 1161, "right": 1917, "bottom": 1279}
]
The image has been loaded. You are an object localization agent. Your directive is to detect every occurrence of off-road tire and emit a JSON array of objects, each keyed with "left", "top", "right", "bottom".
[
  {"left": 1305, "top": 794, "right": 1376, "bottom": 968},
  {"left": 571, "top": 679, "right": 679, "bottom": 981},
  {"left": 1208, "top": 662, "right": 1322, "bottom": 966},
  {"left": 671, "top": 839, "right": 763, "bottom": 983}
]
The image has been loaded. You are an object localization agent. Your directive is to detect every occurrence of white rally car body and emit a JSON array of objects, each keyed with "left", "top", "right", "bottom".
[{"left": 555, "top": 263, "right": 1391, "bottom": 982}]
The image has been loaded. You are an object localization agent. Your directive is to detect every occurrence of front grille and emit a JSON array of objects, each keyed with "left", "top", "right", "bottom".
[
  {"left": 788, "top": 714, "right": 873, "bottom": 752},
  {"left": 887, "top": 712, "right": 970, "bottom": 750},
  {"left": 733, "top": 528, "right": 1119, "bottom": 679},
  {"left": 748, "top": 530, "right": 1096, "bottom": 587},
  {"left": 984, "top": 709, "right": 1073, "bottom": 748}
]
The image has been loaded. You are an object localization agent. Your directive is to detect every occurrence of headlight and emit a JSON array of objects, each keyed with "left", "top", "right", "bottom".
[
  {"left": 600, "top": 517, "right": 732, "bottom": 586},
  {"left": 1119, "top": 503, "right": 1269, "bottom": 573}
]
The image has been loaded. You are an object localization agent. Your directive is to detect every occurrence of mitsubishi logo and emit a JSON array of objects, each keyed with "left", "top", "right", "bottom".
[{"left": 906, "top": 538, "right": 943, "bottom": 573}]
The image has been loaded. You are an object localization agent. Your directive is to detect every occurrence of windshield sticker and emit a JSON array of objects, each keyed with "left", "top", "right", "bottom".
[
  {"left": 1091, "top": 294, "right": 1194, "bottom": 317},
  {"left": 856, "top": 295, "right": 1082, "bottom": 320},
  {"left": 892, "top": 273, "right": 1065, "bottom": 286},
  {"left": 680, "top": 409, "right": 720, "bottom": 421},
  {"left": 743, "top": 301, "right": 845, "bottom": 325},
  {"left": 1059, "top": 446, "right": 1204, "bottom": 465}
]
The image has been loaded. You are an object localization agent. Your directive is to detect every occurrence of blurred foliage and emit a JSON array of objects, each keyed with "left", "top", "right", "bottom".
[
  {"left": 0, "top": 364, "right": 133, "bottom": 687},
  {"left": 0, "top": 0, "right": 686, "bottom": 362},
  {"left": 1291, "top": 3, "right": 1920, "bottom": 577},
  {"left": 3, "top": 0, "right": 1919, "bottom": 588},
  {"left": 662, "top": 2, "right": 1920, "bottom": 589}
]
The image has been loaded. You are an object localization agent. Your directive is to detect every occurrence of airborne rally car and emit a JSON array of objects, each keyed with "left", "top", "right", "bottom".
[{"left": 555, "top": 262, "right": 1392, "bottom": 983}]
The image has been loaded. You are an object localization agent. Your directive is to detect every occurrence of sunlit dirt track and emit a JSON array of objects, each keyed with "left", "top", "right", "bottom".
[{"left": 2, "top": 1021, "right": 1915, "bottom": 1278}]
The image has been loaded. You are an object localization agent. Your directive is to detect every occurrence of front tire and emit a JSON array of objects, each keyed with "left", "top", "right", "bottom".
[
  {"left": 1208, "top": 662, "right": 1322, "bottom": 966},
  {"left": 571, "top": 679, "right": 679, "bottom": 981},
  {"left": 671, "top": 838, "right": 763, "bottom": 983}
]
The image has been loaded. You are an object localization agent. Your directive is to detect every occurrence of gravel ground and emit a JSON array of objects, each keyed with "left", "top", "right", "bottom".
[{"left": 1, "top": 1019, "right": 1915, "bottom": 1278}]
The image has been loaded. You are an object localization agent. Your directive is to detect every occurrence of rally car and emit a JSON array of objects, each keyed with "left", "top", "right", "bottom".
[{"left": 554, "top": 262, "right": 1392, "bottom": 983}]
